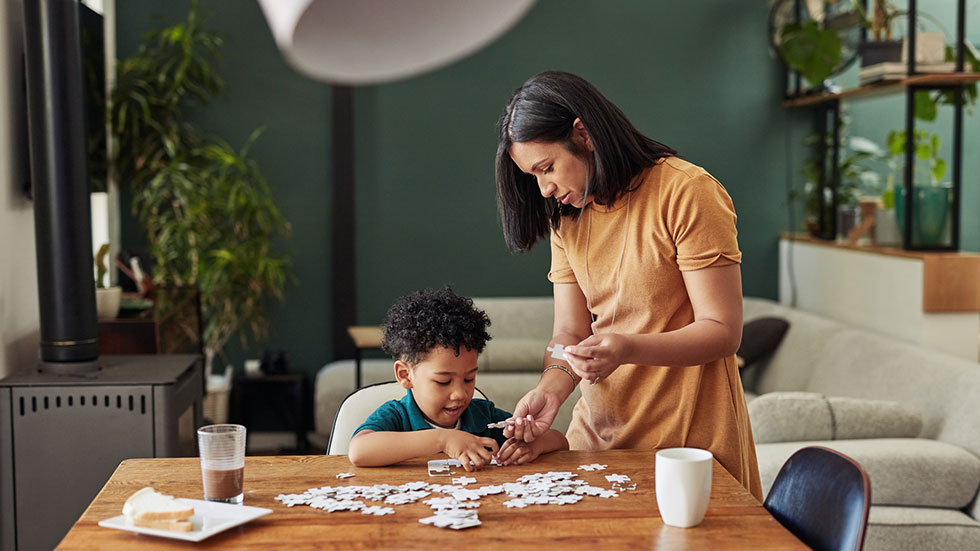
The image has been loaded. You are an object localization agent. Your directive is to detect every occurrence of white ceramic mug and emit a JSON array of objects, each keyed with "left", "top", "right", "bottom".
[{"left": 655, "top": 447, "right": 713, "bottom": 528}]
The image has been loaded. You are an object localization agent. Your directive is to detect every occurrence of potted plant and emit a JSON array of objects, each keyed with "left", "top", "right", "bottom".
[
  {"left": 94, "top": 243, "right": 121, "bottom": 319},
  {"left": 110, "top": 1, "right": 291, "bottom": 372},
  {"left": 769, "top": 0, "right": 864, "bottom": 91},
  {"left": 856, "top": 0, "right": 905, "bottom": 65},
  {"left": 792, "top": 111, "right": 882, "bottom": 239},
  {"left": 885, "top": 127, "right": 952, "bottom": 246},
  {"left": 854, "top": 0, "right": 965, "bottom": 68}
]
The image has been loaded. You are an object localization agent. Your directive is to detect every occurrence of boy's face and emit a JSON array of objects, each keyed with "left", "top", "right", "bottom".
[{"left": 395, "top": 346, "right": 478, "bottom": 429}]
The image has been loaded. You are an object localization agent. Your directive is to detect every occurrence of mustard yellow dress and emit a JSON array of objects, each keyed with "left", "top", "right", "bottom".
[{"left": 548, "top": 157, "right": 762, "bottom": 501}]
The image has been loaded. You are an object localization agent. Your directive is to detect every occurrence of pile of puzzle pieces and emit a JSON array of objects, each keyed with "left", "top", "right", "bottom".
[{"left": 275, "top": 466, "right": 633, "bottom": 530}]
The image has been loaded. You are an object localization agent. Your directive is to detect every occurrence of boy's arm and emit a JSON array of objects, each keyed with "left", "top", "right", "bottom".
[
  {"left": 349, "top": 429, "right": 500, "bottom": 470},
  {"left": 496, "top": 429, "right": 568, "bottom": 465},
  {"left": 348, "top": 429, "right": 444, "bottom": 467}
]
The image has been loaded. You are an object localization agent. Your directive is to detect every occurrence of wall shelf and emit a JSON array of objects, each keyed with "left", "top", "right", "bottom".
[
  {"left": 782, "top": 73, "right": 980, "bottom": 108},
  {"left": 780, "top": 0, "right": 972, "bottom": 251}
]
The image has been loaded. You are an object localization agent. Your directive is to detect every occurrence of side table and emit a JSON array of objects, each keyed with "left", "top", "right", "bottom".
[
  {"left": 229, "top": 373, "right": 312, "bottom": 452},
  {"left": 347, "top": 326, "right": 383, "bottom": 389}
]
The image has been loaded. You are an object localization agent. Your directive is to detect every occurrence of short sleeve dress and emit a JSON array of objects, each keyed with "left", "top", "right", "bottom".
[{"left": 548, "top": 157, "right": 762, "bottom": 500}]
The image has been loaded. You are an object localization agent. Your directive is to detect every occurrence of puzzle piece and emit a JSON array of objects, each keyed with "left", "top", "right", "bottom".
[
  {"left": 452, "top": 476, "right": 477, "bottom": 485},
  {"left": 335, "top": 472, "right": 356, "bottom": 479},
  {"left": 419, "top": 509, "right": 482, "bottom": 530},
  {"left": 577, "top": 463, "right": 608, "bottom": 472},
  {"left": 361, "top": 505, "right": 395, "bottom": 516},
  {"left": 605, "top": 474, "right": 631, "bottom": 483},
  {"left": 428, "top": 459, "right": 461, "bottom": 477},
  {"left": 546, "top": 344, "right": 567, "bottom": 360},
  {"left": 486, "top": 420, "right": 515, "bottom": 429}
]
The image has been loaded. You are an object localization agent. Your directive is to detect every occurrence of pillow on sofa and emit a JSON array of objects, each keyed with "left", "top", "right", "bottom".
[
  {"left": 737, "top": 317, "right": 789, "bottom": 369},
  {"left": 748, "top": 391, "right": 923, "bottom": 444}
]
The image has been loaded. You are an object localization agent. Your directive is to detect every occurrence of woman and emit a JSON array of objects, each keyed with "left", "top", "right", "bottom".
[{"left": 495, "top": 71, "right": 761, "bottom": 500}]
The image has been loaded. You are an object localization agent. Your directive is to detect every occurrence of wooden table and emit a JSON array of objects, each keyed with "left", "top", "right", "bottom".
[
  {"left": 57, "top": 450, "right": 806, "bottom": 550},
  {"left": 347, "top": 325, "right": 383, "bottom": 388}
]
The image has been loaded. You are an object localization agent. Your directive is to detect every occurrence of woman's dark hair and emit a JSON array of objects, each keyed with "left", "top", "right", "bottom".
[
  {"left": 381, "top": 287, "right": 491, "bottom": 366},
  {"left": 495, "top": 71, "right": 677, "bottom": 253}
]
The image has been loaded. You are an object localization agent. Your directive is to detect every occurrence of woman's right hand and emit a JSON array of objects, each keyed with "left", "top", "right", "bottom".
[{"left": 504, "top": 387, "right": 563, "bottom": 443}]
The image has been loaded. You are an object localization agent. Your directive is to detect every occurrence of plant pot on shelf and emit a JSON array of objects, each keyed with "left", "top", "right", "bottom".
[
  {"left": 836, "top": 205, "right": 860, "bottom": 240},
  {"left": 96, "top": 286, "right": 122, "bottom": 319},
  {"left": 874, "top": 207, "right": 901, "bottom": 246},
  {"left": 859, "top": 39, "right": 902, "bottom": 66},
  {"left": 860, "top": 32, "right": 946, "bottom": 67},
  {"left": 894, "top": 184, "right": 952, "bottom": 247}
]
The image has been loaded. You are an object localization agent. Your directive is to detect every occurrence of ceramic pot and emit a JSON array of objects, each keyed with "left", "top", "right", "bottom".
[
  {"left": 859, "top": 39, "right": 902, "bottom": 66},
  {"left": 96, "top": 286, "right": 122, "bottom": 319},
  {"left": 895, "top": 184, "right": 952, "bottom": 247}
]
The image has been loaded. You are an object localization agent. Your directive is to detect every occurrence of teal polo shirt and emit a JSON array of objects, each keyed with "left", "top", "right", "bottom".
[{"left": 353, "top": 389, "right": 512, "bottom": 446}]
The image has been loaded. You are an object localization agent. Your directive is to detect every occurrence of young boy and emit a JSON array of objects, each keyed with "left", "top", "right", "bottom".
[{"left": 348, "top": 287, "right": 568, "bottom": 471}]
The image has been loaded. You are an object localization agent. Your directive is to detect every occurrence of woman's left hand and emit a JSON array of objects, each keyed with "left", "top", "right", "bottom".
[{"left": 564, "top": 333, "right": 630, "bottom": 384}]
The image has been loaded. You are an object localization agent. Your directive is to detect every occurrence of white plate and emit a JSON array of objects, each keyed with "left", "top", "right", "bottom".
[{"left": 98, "top": 498, "right": 272, "bottom": 542}]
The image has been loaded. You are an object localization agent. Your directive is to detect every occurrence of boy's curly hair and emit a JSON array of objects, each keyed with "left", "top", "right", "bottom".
[{"left": 381, "top": 287, "right": 491, "bottom": 366}]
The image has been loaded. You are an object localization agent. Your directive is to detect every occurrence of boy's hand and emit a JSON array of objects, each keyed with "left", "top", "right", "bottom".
[
  {"left": 441, "top": 430, "right": 499, "bottom": 471},
  {"left": 496, "top": 437, "right": 541, "bottom": 466}
]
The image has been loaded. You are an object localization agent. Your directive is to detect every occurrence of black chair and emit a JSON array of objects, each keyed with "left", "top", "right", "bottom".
[{"left": 764, "top": 446, "right": 871, "bottom": 551}]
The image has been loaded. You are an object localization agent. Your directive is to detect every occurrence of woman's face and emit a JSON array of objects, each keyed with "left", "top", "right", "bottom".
[{"left": 509, "top": 127, "right": 594, "bottom": 209}]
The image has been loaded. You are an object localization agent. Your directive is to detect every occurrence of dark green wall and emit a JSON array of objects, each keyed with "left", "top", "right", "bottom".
[
  {"left": 116, "top": 1, "right": 977, "bottom": 375},
  {"left": 352, "top": 0, "right": 791, "bottom": 322},
  {"left": 116, "top": 1, "right": 333, "bottom": 374}
]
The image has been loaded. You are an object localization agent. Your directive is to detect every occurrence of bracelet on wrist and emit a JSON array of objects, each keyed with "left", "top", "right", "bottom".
[{"left": 543, "top": 364, "right": 577, "bottom": 385}]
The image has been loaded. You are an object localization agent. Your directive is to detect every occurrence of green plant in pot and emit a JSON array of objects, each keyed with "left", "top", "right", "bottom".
[
  {"left": 793, "top": 111, "right": 882, "bottom": 238},
  {"left": 853, "top": 0, "right": 979, "bottom": 70},
  {"left": 885, "top": 128, "right": 951, "bottom": 246},
  {"left": 881, "top": 85, "right": 977, "bottom": 247},
  {"left": 770, "top": 0, "right": 864, "bottom": 91},
  {"left": 110, "top": 1, "right": 291, "bottom": 371},
  {"left": 94, "top": 243, "right": 122, "bottom": 319}
]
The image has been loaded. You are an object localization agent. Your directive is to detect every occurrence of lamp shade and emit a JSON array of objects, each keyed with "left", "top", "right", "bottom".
[{"left": 256, "top": 0, "right": 536, "bottom": 85}]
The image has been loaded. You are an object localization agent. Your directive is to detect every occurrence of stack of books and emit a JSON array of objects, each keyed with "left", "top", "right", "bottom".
[{"left": 859, "top": 61, "right": 964, "bottom": 85}]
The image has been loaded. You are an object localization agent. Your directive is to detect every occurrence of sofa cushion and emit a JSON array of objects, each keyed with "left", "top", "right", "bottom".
[
  {"left": 474, "top": 297, "right": 553, "bottom": 373},
  {"left": 749, "top": 392, "right": 833, "bottom": 443},
  {"left": 757, "top": 439, "right": 980, "bottom": 509},
  {"left": 480, "top": 338, "right": 546, "bottom": 372},
  {"left": 741, "top": 300, "right": 846, "bottom": 394},
  {"left": 748, "top": 392, "right": 923, "bottom": 444},
  {"left": 865, "top": 506, "right": 980, "bottom": 551},
  {"left": 737, "top": 316, "right": 789, "bottom": 369}
]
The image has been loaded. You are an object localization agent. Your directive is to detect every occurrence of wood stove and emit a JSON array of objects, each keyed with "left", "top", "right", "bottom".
[{"left": 0, "top": 1, "right": 205, "bottom": 550}]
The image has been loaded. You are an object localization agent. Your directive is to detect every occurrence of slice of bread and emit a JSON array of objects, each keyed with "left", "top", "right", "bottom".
[
  {"left": 131, "top": 517, "right": 194, "bottom": 532},
  {"left": 123, "top": 487, "right": 194, "bottom": 530}
]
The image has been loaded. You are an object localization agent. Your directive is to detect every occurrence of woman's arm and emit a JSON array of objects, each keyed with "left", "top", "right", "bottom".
[
  {"left": 630, "top": 262, "right": 743, "bottom": 366},
  {"left": 541, "top": 282, "right": 593, "bottom": 394},
  {"left": 565, "top": 264, "right": 742, "bottom": 376},
  {"left": 505, "top": 282, "right": 593, "bottom": 442},
  {"left": 348, "top": 429, "right": 499, "bottom": 470}
]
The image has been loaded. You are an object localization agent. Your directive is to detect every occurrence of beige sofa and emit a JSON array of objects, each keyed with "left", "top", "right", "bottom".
[
  {"left": 742, "top": 296, "right": 980, "bottom": 551},
  {"left": 313, "top": 297, "right": 582, "bottom": 448}
]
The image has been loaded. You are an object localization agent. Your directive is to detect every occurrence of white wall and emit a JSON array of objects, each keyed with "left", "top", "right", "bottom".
[
  {"left": 0, "top": 0, "right": 40, "bottom": 378},
  {"left": 779, "top": 239, "right": 980, "bottom": 362}
]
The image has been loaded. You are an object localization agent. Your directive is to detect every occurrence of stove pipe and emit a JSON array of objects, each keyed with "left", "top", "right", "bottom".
[{"left": 22, "top": 0, "right": 99, "bottom": 369}]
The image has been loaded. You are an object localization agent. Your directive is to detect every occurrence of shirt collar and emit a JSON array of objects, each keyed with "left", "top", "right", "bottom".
[{"left": 402, "top": 389, "right": 491, "bottom": 433}]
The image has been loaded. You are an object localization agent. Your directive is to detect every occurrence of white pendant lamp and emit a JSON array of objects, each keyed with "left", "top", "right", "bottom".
[{"left": 256, "top": 0, "right": 536, "bottom": 85}]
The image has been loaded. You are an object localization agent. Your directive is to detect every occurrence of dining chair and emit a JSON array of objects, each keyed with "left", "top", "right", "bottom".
[
  {"left": 764, "top": 445, "right": 871, "bottom": 551},
  {"left": 326, "top": 381, "right": 488, "bottom": 455}
]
